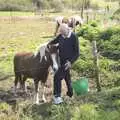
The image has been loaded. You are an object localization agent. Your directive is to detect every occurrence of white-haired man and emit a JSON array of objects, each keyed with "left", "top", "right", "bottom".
[{"left": 51, "top": 23, "right": 80, "bottom": 104}]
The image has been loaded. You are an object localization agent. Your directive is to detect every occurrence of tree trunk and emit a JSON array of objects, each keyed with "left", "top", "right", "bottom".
[
  {"left": 81, "top": 0, "right": 84, "bottom": 19},
  {"left": 86, "top": 0, "right": 90, "bottom": 24}
]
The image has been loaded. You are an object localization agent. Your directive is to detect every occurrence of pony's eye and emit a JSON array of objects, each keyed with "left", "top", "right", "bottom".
[{"left": 47, "top": 45, "right": 51, "bottom": 49}]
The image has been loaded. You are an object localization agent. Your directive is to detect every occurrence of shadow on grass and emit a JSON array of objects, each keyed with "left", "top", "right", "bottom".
[
  {"left": 0, "top": 89, "right": 17, "bottom": 106},
  {"left": 32, "top": 103, "right": 52, "bottom": 119},
  {"left": 0, "top": 70, "right": 14, "bottom": 81},
  {"left": 0, "top": 88, "right": 53, "bottom": 119},
  {"left": 0, "top": 74, "right": 14, "bottom": 81},
  {"left": 23, "top": 102, "right": 72, "bottom": 120},
  {"left": 0, "top": 88, "right": 33, "bottom": 105},
  {"left": 22, "top": 102, "right": 52, "bottom": 120}
]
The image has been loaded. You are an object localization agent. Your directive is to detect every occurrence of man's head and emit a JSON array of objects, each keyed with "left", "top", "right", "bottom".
[{"left": 58, "top": 23, "right": 71, "bottom": 38}]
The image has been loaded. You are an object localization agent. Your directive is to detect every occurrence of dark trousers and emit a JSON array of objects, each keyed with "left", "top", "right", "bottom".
[{"left": 53, "top": 66, "right": 73, "bottom": 97}]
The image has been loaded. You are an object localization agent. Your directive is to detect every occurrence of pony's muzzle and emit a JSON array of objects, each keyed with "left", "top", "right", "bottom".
[
  {"left": 49, "top": 66, "right": 58, "bottom": 75},
  {"left": 53, "top": 67, "right": 58, "bottom": 73}
]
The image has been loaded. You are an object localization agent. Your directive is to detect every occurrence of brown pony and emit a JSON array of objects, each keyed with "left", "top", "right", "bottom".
[{"left": 13, "top": 41, "right": 60, "bottom": 104}]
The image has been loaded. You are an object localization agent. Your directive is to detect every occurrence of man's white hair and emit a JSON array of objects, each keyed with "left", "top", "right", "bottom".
[{"left": 58, "top": 23, "right": 71, "bottom": 38}]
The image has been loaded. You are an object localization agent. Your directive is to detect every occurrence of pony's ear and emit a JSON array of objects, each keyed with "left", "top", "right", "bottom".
[
  {"left": 49, "top": 39, "right": 57, "bottom": 45},
  {"left": 53, "top": 43, "right": 59, "bottom": 47}
]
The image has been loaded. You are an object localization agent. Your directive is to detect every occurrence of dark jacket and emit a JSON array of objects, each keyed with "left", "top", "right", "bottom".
[{"left": 53, "top": 32, "right": 79, "bottom": 65}]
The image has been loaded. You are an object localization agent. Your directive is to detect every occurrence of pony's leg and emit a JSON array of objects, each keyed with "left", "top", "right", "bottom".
[
  {"left": 34, "top": 80, "right": 39, "bottom": 104},
  {"left": 22, "top": 76, "right": 27, "bottom": 93},
  {"left": 13, "top": 74, "right": 21, "bottom": 96},
  {"left": 14, "top": 74, "right": 20, "bottom": 93},
  {"left": 18, "top": 74, "right": 23, "bottom": 92},
  {"left": 14, "top": 77, "right": 18, "bottom": 93},
  {"left": 41, "top": 82, "right": 47, "bottom": 103}
]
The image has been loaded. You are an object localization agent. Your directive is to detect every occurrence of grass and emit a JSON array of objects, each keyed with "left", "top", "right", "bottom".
[
  {"left": 0, "top": 87, "right": 120, "bottom": 120},
  {"left": 0, "top": 10, "right": 80, "bottom": 18},
  {"left": 0, "top": 18, "right": 55, "bottom": 73},
  {"left": 0, "top": 11, "right": 120, "bottom": 120},
  {"left": 0, "top": 16, "right": 55, "bottom": 92},
  {"left": 0, "top": 11, "right": 34, "bottom": 16}
]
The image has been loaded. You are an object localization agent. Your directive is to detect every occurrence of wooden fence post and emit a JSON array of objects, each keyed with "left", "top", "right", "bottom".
[{"left": 92, "top": 40, "right": 101, "bottom": 92}]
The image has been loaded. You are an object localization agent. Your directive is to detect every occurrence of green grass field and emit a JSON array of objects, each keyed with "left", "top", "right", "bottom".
[
  {"left": 0, "top": 11, "right": 80, "bottom": 18},
  {"left": 0, "top": 12, "right": 120, "bottom": 120},
  {"left": 0, "top": 11, "right": 34, "bottom": 16}
]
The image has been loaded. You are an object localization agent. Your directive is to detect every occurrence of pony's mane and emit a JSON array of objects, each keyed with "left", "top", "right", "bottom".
[{"left": 34, "top": 42, "right": 48, "bottom": 62}]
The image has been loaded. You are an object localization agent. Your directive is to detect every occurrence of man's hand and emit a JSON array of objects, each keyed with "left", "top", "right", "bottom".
[
  {"left": 65, "top": 60, "right": 71, "bottom": 70},
  {"left": 67, "top": 90, "right": 73, "bottom": 97}
]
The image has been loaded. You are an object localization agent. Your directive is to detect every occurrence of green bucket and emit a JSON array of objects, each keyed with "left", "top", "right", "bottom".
[{"left": 72, "top": 77, "right": 89, "bottom": 95}]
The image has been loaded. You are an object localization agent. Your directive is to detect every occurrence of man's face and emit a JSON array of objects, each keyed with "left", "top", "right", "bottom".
[
  {"left": 58, "top": 24, "right": 70, "bottom": 38},
  {"left": 61, "top": 28, "right": 69, "bottom": 38}
]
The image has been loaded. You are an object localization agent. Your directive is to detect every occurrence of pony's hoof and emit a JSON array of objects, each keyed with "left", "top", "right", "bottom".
[
  {"left": 43, "top": 99, "right": 47, "bottom": 103},
  {"left": 35, "top": 101, "right": 39, "bottom": 105}
]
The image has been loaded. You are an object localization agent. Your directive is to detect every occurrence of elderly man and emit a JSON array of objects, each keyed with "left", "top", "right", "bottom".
[{"left": 52, "top": 23, "right": 80, "bottom": 104}]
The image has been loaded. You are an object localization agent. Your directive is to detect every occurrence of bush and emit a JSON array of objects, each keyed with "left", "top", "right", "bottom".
[
  {"left": 76, "top": 23, "right": 120, "bottom": 88},
  {"left": 77, "top": 21, "right": 101, "bottom": 42},
  {"left": 72, "top": 37, "right": 94, "bottom": 78},
  {"left": 72, "top": 58, "right": 94, "bottom": 77},
  {"left": 98, "top": 26, "right": 120, "bottom": 60},
  {"left": 77, "top": 23, "right": 120, "bottom": 60},
  {"left": 99, "top": 26, "right": 120, "bottom": 40}
]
